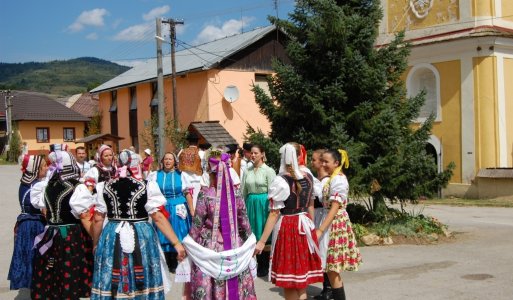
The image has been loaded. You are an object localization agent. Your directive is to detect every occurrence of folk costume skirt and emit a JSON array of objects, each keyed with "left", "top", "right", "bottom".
[
  {"left": 154, "top": 196, "right": 191, "bottom": 252},
  {"left": 245, "top": 193, "right": 269, "bottom": 243},
  {"left": 92, "top": 220, "right": 170, "bottom": 300},
  {"left": 31, "top": 223, "right": 93, "bottom": 299},
  {"left": 270, "top": 213, "right": 323, "bottom": 289},
  {"left": 318, "top": 208, "right": 362, "bottom": 273},
  {"left": 8, "top": 214, "right": 45, "bottom": 290}
]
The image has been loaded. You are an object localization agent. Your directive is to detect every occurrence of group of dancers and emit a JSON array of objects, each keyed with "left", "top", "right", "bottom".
[{"left": 8, "top": 136, "right": 361, "bottom": 300}]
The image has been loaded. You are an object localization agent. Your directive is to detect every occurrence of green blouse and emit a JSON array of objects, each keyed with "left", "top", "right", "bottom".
[{"left": 241, "top": 163, "right": 276, "bottom": 199}]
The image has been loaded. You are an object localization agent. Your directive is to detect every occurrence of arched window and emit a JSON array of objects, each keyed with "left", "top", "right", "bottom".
[{"left": 406, "top": 63, "right": 441, "bottom": 122}]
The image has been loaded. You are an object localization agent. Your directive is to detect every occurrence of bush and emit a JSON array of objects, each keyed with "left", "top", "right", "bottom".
[
  {"left": 347, "top": 203, "right": 378, "bottom": 224},
  {"left": 7, "top": 129, "right": 21, "bottom": 163}
]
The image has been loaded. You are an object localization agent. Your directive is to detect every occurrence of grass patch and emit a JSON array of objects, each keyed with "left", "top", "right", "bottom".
[
  {"left": 0, "top": 153, "right": 17, "bottom": 165},
  {"left": 349, "top": 203, "right": 448, "bottom": 245}
]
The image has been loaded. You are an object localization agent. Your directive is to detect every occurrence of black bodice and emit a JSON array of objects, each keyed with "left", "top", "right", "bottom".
[
  {"left": 96, "top": 165, "right": 116, "bottom": 183},
  {"left": 103, "top": 177, "right": 149, "bottom": 220},
  {"left": 280, "top": 173, "right": 314, "bottom": 215},
  {"left": 44, "top": 178, "right": 81, "bottom": 225},
  {"left": 19, "top": 183, "right": 42, "bottom": 215}
]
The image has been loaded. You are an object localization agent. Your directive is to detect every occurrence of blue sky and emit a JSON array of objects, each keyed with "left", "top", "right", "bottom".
[{"left": 0, "top": 0, "right": 295, "bottom": 66}]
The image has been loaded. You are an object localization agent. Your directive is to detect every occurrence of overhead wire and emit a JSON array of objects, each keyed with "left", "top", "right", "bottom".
[{"left": 99, "top": 0, "right": 294, "bottom": 63}]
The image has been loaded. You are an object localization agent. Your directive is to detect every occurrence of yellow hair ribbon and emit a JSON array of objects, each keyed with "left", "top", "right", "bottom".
[{"left": 339, "top": 149, "right": 349, "bottom": 169}]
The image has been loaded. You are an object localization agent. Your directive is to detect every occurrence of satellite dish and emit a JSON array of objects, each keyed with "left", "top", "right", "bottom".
[{"left": 223, "top": 85, "right": 240, "bottom": 103}]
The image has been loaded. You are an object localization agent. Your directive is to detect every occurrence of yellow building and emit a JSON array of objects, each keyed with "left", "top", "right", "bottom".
[
  {"left": 379, "top": 0, "right": 513, "bottom": 197},
  {"left": 11, "top": 91, "right": 89, "bottom": 156}
]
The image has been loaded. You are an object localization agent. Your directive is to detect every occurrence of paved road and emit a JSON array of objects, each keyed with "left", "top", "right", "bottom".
[{"left": 1, "top": 164, "right": 512, "bottom": 299}]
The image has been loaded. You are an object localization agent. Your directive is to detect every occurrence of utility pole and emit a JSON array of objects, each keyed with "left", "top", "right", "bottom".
[
  {"left": 1, "top": 89, "right": 14, "bottom": 158},
  {"left": 1, "top": 89, "right": 13, "bottom": 140},
  {"left": 155, "top": 18, "right": 166, "bottom": 160},
  {"left": 162, "top": 18, "right": 183, "bottom": 122}
]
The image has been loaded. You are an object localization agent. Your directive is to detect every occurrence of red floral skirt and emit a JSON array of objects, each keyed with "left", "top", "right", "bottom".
[
  {"left": 270, "top": 214, "right": 324, "bottom": 289},
  {"left": 31, "top": 224, "right": 93, "bottom": 299}
]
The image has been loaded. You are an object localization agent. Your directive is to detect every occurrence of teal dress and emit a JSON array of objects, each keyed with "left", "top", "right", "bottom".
[
  {"left": 241, "top": 163, "right": 276, "bottom": 242},
  {"left": 154, "top": 170, "right": 191, "bottom": 252}
]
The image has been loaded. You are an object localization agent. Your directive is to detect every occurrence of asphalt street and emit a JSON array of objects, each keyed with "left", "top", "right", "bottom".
[{"left": 0, "top": 164, "right": 512, "bottom": 299}]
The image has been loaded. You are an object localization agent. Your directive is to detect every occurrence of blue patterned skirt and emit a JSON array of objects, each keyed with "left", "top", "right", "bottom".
[
  {"left": 92, "top": 220, "right": 166, "bottom": 300},
  {"left": 155, "top": 198, "right": 191, "bottom": 252},
  {"left": 8, "top": 214, "right": 45, "bottom": 290}
]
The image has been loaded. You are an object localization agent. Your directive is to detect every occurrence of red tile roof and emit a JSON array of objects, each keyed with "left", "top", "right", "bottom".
[
  {"left": 11, "top": 91, "right": 90, "bottom": 122},
  {"left": 69, "top": 93, "right": 99, "bottom": 118}
]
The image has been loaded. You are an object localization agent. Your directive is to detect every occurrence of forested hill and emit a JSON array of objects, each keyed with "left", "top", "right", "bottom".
[{"left": 0, "top": 57, "right": 130, "bottom": 96}]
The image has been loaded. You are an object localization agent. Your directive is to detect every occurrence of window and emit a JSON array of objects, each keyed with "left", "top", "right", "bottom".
[
  {"left": 406, "top": 63, "right": 441, "bottom": 122},
  {"left": 63, "top": 127, "right": 75, "bottom": 141},
  {"left": 110, "top": 91, "right": 118, "bottom": 136},
  {"left": 254, "top": 74, "right": 271, "bottom": 98},
  {"left": 36, "top": 127, "right": 49, "bottom": 143},
  {"left": 129, "top": 86, "right": 139, "bottom": 149}
]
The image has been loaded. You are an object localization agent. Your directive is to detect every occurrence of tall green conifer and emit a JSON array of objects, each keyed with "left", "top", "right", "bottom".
[{"left": 253, "top": 0, "right": 454, "bottom": 212}]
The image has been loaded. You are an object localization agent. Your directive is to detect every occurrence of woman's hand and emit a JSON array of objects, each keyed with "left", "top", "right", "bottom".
[
  {"left": 254, "top": 240, "right": 265, "bottom": 256},
  {"left": 175, "top": 243, "right": 186, "bottom": 262},
  {"left": 316, "top": 229, "right": 323, "bottom": 240}
]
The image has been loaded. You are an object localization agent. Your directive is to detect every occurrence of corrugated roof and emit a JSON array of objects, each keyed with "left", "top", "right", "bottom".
[
  {"left": 91, "top": 25, "right": 276, "bottom": 93},
  {"left": 11, "top": 91, "right": 90, "bottom": 122},
  {"left": 189, "top": 121, "right": 237, "bottom": 147}
]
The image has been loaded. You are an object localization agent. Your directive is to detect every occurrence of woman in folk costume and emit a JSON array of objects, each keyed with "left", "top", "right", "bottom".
[
  {"left": 147, "top": 152, "right": 193, "bottom": 273},
  {"left": 89, "top": 150, "right": 185, "bottom": 299},
  {"left": 255, "top": 143, "right": 323, "bottom": 300},
  {"left": 316, "top": 149, "right": 362, "bottom": 300},
  {"left": 8, "top": 155, "right": 48, "bottom": 291},
  {"left": 310, "top": 149, "right": 333, "bottom": 300},
  {"left": 30, "top": 147, "right": 94, "bottom": 299},
  {"left": 85, "top": 144, "right": 116, "bottom": 183},
  {"left": 176, "top": 149, "right": 257, "bottom": 300},
  {"left": 178, "top": 132, "right": 203, "bottom": 210},
  {"left": 241, "top": 144, "right": 276, "bottom": 277}
]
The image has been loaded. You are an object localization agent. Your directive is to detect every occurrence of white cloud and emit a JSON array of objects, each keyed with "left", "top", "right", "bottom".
[
  {"left": 194, "top": 17, "right": 255, "bottom": 44},
  {"left": 86, "top": 33, "right": 98, "bottom": 40},
  {"left": 68, "top": 8, "right": 109, "bottom": 32},
  {"left": 114, "top": 23, "right": 152, "bottom": 41},
  {"left": 143, "top": 5, "right": 170, "bottom": 21}
]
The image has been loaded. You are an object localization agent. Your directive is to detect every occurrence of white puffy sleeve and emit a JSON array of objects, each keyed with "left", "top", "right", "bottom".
[
  {"left": 312, "top": 176, "right": 323, "bottom": 200},
  {"left": 146, "top": 171, "right": 157, "bottom": 183},
  {"left": 229, "top": 168, "right": 241, "bottom": 186},
  {"left": 267, "top": 176, "right": 290, "bottom": 210},
  {"left": 70, "top": 184, "right": 95, "bottom": 219},
  {"left": 181, "top": 172, "right": 192, "bottom": 192},
  {"left": 145, "top": 180, "right": 167, "bottom": 214},
  {"left": 30, "top": 180, "right": 48, "bottom": 209},
  {"left": 84, "top": 167, "right": 99, "bottom": 183},
  {"left": 329, "top": 175, "right": 349, "bottom": 204},
  {"left": 95, "top": 182, "right": 108, "bottom": 214}
]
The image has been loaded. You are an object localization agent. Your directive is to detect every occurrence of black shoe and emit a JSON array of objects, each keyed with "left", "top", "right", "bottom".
[
  {"left": 313, "top": 288, "right": 333, "bottom": 300},
  {"left": 331, "top": 287, "right": 345, "bottom": 300}
]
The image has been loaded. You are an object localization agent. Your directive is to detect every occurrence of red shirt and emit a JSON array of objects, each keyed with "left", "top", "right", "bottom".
[{"left": 142, "top": 156, "right": 153, "bottom": 172}]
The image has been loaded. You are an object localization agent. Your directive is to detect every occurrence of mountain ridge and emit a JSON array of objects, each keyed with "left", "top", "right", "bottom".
[{"left": 0, "top": 57, "right": 130, "bottom": 96}]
